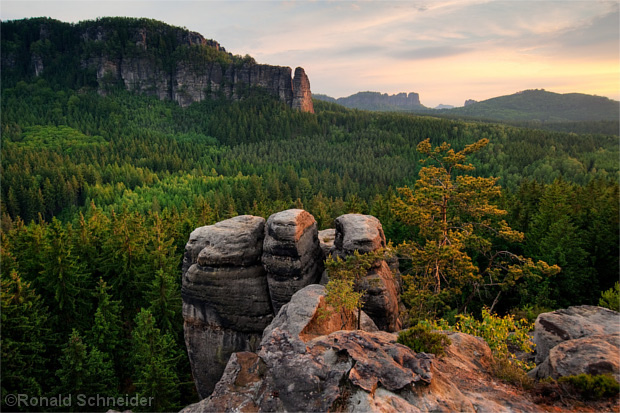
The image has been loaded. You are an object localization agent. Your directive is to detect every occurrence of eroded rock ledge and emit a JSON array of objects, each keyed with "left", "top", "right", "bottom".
[{"left": 181, "top": 284, "right": 541, "bottom": 413}]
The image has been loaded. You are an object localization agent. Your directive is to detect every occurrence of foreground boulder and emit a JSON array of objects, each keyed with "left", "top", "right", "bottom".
[
  {"left": 181, "top": 215, "right": 273, "bottom": 398},
  {"left": 530, "top": 305, "right": 620, "bottom": 382},
  {"left": 531, "top": 333, "right": 620, "bottom": 382},
  {"left": 181, "top": 285, "right": 542, "bottom": 413},
  {"left": 532, "top": 305, "right": 620, "bottom": 364},
  {"left": 330, "top": 213, "right": 401, "bottom": 332},
  {"left": 262, "top": 209, "right": 324, "bottom": 314}
]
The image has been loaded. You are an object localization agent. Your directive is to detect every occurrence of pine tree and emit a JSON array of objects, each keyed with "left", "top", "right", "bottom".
[
  {"left": 146, "top": 269, "right": 181, "bottom": 337},
  {"left": 393, "top": 139, "right": 559, "bottom": 320},
  {"left": 88, "top": 278, "right": 123, "bottom": 366},
  {"left": 132, "top": 309, "right": 180, "bottom": 412},
  {"left": 1, "top": 270, "right": 49, "bottom": 404},
  {"left": 39, "top": 218, "right": 91, "bottom": 331},
  {"left": 55, "top": 329, "right": 118, "bottom": 410}
]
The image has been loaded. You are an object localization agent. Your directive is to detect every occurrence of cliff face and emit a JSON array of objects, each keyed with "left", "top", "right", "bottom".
[
  {"left": 2, "top": 18, "right": 314, "bottom": 113},
  {"left": 94, "top": 55, "right": 313, "bottom": 112}
]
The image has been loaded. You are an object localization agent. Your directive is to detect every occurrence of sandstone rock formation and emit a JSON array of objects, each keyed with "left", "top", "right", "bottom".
[
  {"left": 332, "top": 213, "right": 387, "bottom": 256},
  {"left": 315, "top": 91, "right": 423, "bottom": 111},
  {"left": 182, "top": 211, "right": 403, "bottom": 399},
  {"left": 181, "top": 285, "right": 542, "bottom": 413},
  {"left": 292, "top": 67, "right": 314, "bottom": 112},
  {"left": 330, "top": 213, "right": 401, "bottom": 332},
  {"left": 529, "top": 305, "right": 620, "bottom": 382},
  {"left": 181, "top": 215, "right": 273, "bottom": 399},
  {"left": 317, "top": 228, "right": 335, "bottom": 257},
  {"left": 91, "top": 56, "right": 313, "bottom": 112},
  {"left": 531, "top": 333, "right": 620, "bottom": 382},
  {"left": 262, "top": 209, "right": 323, "bottom": 314},
  {"left": 11, "top": 19, "right": 314, "bottom": 112},
  {"left": 532, "top": 305, "right": 620, "bottom": 364}
]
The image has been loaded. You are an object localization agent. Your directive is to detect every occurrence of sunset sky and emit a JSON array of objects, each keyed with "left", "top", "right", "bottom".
[{"left": 2, "top": 0, "right": 619, "bottom": 107}]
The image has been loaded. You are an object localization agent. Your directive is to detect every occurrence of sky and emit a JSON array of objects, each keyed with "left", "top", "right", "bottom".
[{"left": 2, "top": 0, "right": 619, "bottom": 107}]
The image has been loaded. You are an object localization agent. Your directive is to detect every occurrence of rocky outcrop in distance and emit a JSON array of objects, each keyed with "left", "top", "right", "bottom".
[
  {"left": 181, "top": 210, "right": 401, "bottom": 398},
  {"left": 92, "top": 55, "right": 314, "bottom": 112},
  {"left": 314, "top": 91, "right": 423, "bottom": 111},
  {"left": 4, "top": 18, "right": 314, "bottom": 112}
]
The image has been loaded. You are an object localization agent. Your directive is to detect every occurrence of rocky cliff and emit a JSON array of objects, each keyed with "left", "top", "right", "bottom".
[{"left": 1, "top": 17, "right": 314, "bottom": 112}]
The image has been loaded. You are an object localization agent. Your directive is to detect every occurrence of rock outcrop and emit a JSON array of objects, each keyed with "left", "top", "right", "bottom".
[
  {"left": 317, "top": 228, "right": 335, "bottom": 257},
  {"left": 262, "top": 209, "right": 323, "bottom": 314},
  {"left": 182, "top": 211, "right": 403, "bottom": 399},
  {"left": 181, "top": 215, "right": 273, "bottom": 399},
  {"left": 182, "top": 285, "right": 543, "bottom": 413},
  {"left": 531, "top": 305, "right": 620, "bottom": 364},
  {"left": 330, "top": 214, "right": 401, "bottom": 332},
  {"left": 531, "top": 333, "right": 620, "bottom": 382},
  {"left": 314, "top": 91, "right": 424, "bottom": 111},
  {"left": 529, "top": 305, "right": 620, "bottom": 382},
  {"left": 332, "top": 213, "right": 386, "bottom": 256},
  {"left": 4, "top": 18, "right": 314, "bottom": 112}
]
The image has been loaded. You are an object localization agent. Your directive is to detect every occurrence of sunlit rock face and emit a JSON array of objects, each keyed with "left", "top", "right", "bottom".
[{"left": 262, "top": 209, "right": 324, "bottom": 314}]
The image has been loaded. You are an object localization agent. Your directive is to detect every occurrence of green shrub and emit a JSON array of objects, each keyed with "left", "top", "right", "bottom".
[
  {"left": 397, "top": 324, "right": 452, "bottom": 357},
  {"left": 599, "top": 282, "right": 620, "bottom": 312},
  {"left": 558, "top": 373, "right": 620, "bottom": 399}
]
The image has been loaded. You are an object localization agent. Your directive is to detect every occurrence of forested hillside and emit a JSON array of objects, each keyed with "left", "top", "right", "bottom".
[
  {"left": 2, "top": 17, "right": 619, "bottom": 412},
  {"left": 442, "top": 89, "right": 620, "bottom": 122}
]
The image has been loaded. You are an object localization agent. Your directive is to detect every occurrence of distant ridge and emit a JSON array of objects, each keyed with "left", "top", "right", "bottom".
[
  {"left": 441, "top": 89, "right": 619, "bottom": 122},
  {"left": 314, "top": 91, "right": 425, "bottom": 111}
]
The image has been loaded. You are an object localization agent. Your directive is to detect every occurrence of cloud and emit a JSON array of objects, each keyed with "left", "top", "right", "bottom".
[{"left": 388, "top": 45, "right": 471, "bottom": 61}]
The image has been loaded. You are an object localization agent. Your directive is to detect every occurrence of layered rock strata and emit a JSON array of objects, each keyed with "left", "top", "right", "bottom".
[
  {"left": 90, "top": 57, "right": 313, "bottom": 112},
  {"left": 14, "top": 19, "right": 314, "bottom": 112},
  {"left": 182, "top": 211, "right": 403, "bottom": 399},
  {"left": 262, "top": 209, "right": 324, "bottom": 314},
  {"left": 181, "top": 215, "right": 273, "bottom": 399}
]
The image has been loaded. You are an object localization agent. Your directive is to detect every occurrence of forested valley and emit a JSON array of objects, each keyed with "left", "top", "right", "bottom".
[{"left": 2, "top": 18, "right": 619, "bottom": 413}]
